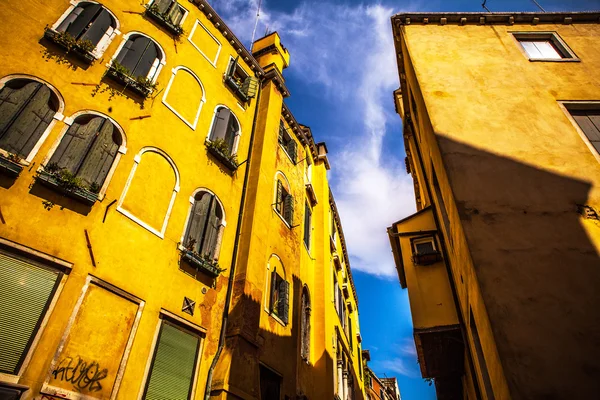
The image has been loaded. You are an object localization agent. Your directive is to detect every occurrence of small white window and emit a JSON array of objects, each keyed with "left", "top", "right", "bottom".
[
  {"left": 513, "top": 32, "right": 578, "bottom": 61},
  {"left": 411, "top": 236, "right": 442, "bottom": 266},
  {"left": 520, "top": 40, "right": 562, "bottom": 59}
]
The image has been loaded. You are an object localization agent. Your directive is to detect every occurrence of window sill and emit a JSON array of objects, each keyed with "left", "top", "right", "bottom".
[
  {"left": 412, "top": 251, "right": 443, "bottom": 266},
  {"left": 43, "top": 27, "right": 96, "bottom": 64},
  {"left": 205, "top": 140, "right": 238, "bottom": 173},
  {"left": 180, "top": 249, "right": 222, "bottom": 278},
  {"left": 278, "top": 142, "right": 297, "bottom": 164},
  {"left": 274, "top": 209, "right": 292, "bottom": 229},
  {"left": 145, "top": 7, "right": 184, "bottom": 37},
  {"left": 35, "top": 169, "right": 99, "bottom": 206},
  {"left": 269, "top": 311, "right": 287, "bottom": 327},
  {"left": 303, "top": 241, "right": 311, "bottom": 256},
  {"left": 528, "top": 57, "right": 580, "bottom": 62},
  {"left": 224, "top": 75, "right": 250, "bottom": 103},
  {"left": 105, "top": 68, "right": 153, "bottom": 98},
  {"left": 0, "top": 156, "right": 24, "bottom": 178}
]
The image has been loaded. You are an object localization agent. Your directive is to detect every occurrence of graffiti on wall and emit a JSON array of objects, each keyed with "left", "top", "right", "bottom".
[{"left": 51, "top": 355, "right": 108, "bottom": 393}]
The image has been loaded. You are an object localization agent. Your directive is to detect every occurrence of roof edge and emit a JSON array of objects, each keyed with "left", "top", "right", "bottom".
[{"left": 391, "top": 11, "right": 600, "bottom": 26}]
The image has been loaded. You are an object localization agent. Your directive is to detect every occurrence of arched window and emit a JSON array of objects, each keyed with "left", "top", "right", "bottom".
[
  {"left": 183, "top": 191, "right": 225, "bottom": 260},
  {"left": 54, "top": 2, "right": 118, "bottom": 56},
  {"left": 47, "top": 114, "right": 123, "bottom": 193},
  {"left": 113, "top": 33, "right": 164, "bottom": 81},
  {"left": 275, "top": 172, "right": 294, "bottom": 226},
  {"left": 208, "top": 106, "right": 240, "bottom": 156},
  {"left": 300, "top": 286, "right": 311, "bottom": 361},
  {"left": 0, "top": 78, "right": 60, "bottom": 159},
  {"left": 265, "top": 255, "right": 290, "bottom": 325}
]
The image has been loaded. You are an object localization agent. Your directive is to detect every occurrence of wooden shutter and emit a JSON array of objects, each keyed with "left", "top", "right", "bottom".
[
  {"left": 0, "top": 81, "right": 40, "bottom": 147},
  {"left": 275, "top": 181, "right": 283, "bottom": 213},
  {"left": 288, "top": 139, "right": 297, "bottom": 163},
  {"left": 278, "top": 121, "right": 284, "bottom": 144},
  {"left": 304, "top": 203, "right": 311, "bottom": 248},
  {"left": 0, "top": 252, "right": 60, "bottom": 374},
  {"left": 0, "top": 83, "right": 55, "bottom": 158},
  {"left": 270, "top": 270, "right": 278, "bottom": 313},
  {"left": 133, "top": 40, "right": 159, "bottom": 79},
  {"left": 278, "top": 279, "right": 290, "bottom": 324},
  {"left": 118, "top": 35, "right": 152, "bottom": 76},
  {"left": 166, "top": 3, "right": 184, "bottom": 25},
  {"left": 80, "top": 7, "right": 113, "bottom": 47},
  {"left": 209, "top": 107, "right": 231, "bottom": 143},
  {"left": 64, "top": 3, "right": 102, "bottom": 40},
  {"left": 200, "top": 198, "right": 220, "bottom": 259},
  {"left": 572, "top": 111, "right": 600, "bottom": 154},
  {"left": 153, "top": 0, "right": 173, "bottom": 14},
  {"left": 184, "top": 193, "right": 212, "bottom": 252},
  {"left": 284, "top": 194, "right": 294, "bottom": 225},
  {"left": 224, "top": 113, "right": 238, "bottom": 155},
  {"left": 143, "top": 322, "right": 199, "bottom": 400},
  {"left": 77, "top": 119, "right": 120, "bottom": 188},
  {"left": 56, "top": 6, "right": 84, "bottom": 33}
]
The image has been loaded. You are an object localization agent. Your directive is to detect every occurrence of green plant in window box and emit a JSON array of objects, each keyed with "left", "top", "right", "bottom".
[
  {"left": 205, "top": 138, "right": 238, "bottom": 171},
  {"left": 43, "top": 27, "right": 96, "bottom": 63},
  {"left": 35, "top": 163, "right": 99, "bottom": 205},
  {"left": 145, "top": 4, "right": 185, "bottom": 37},
  {"left": 180, "top": 238, "right": 226, "bottom": 278},
  {"left": 0, "top": 152, "right": 24, "bottom": 177},
  {"left": 106, "top": 61, "right": 157, "bottom": 98}
]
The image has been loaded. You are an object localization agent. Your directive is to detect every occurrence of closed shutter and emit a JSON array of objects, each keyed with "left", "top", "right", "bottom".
[
  {"left": 133, "top": 40, "right": 159, "bottom": 79},
  {"left": 278, "top": 279, "right": 289, "bottom": 324},
  {"left": 144, "top": 322, "right": 199, "bottom": 400},
  {"left": 0, "top": 252, "right": 60, "bottom": 374},
  {"left": 56, "top": 6, "right": 84, "bottom": 33},
  {"left": 77, "top": 122, "right": 120, "bottom": 189},
  {"left": 278, "top": 121, "right": 284, "bottom": 144},
  {"left": 118, "top": 36, "right": 152, "bottom": 76},
  {"left": 80, "top": 8, "right": 113, "bottom": 47},
  {"left": 152, "top": 0, "right": 173, "bottom": 14},
  {"left": 185, "top": 192, "right": 212, "bottom": 252},
  {"left": 166, "top": 3, "right": 184, "bottom": 25},
  {"left": 50, "top": 116, "right": 105, "bottom": 176},
  {"left": 209, "top": 107, "right": 231, "bottom": 143},
  {"left": 224, "top": 113, "right": 238, "bottom": 156},
  {"left": 304, "top": 203, "right": 311, "bottom": 248},
  {"left": 275, "top": 181, "right": 283, "bottom": 214},
  {"left": 287, "top": 139, "right": 297, "bottom": 163},
  {"left": 284, "top": 194, "right": 294, "bottom": 225},
  {"left": 572, "top": 111, "right": 600, "bottom": 154},
  {"left": 200, "top": 197, "right": 220, "bottom": 259},
  {"left": 270, "top": 269, "right": 278, "bottom": 313},
  {"left": 0, "top": 81, "right": 40, "bottom": 146},
  {"left": 64, "top": 3, "right": 102, "bottom": 40}
]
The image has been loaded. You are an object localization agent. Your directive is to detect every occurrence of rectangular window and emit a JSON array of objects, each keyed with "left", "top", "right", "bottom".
[
  {"left": 225, "top": 58, "right": 257, "bottom": 102},
  {"left": 513, "top": 32, "right": 578, "bottom": 61},
  {"left": 278, "top": 121, "right": 298, "bottom": 163},
  {"left": 143, "top": 320, "right": 201, "bottom": 400},
  {"left": 260, "top": 365, "right": 281, "bottom": 400},
  {"left": 411, "top": 236, "right": 442, "bottom": 266},
  {"left": 568, "top": 109, "right": 600, "bottom": 155},
  {"left": 0, "top": 250, "right": 62, "bottom": 375},
  {"left": 304, "top": 202, "right": 311, "bottom": 250}
]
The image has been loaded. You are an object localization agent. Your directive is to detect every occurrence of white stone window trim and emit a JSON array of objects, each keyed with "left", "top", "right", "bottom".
[
  {"left": 162, "top": 66, "right": 206, "bottom": 130},
  {"left": 178, "top": 188, "right": 227, "bottom": 260},
  {"left": 40, "top": 110, "right": 127, "bottom": 201},
  {"left": 50, "top": 0, "right": 121, "bottom": 59},
  {"left": 107, "top": 31, "right": 167, "bottom": 84},
  {"left": 116, "top": 147, "right": 180, "bottom": 239},
  {"left": 136, "top": 309, "right": 205, "bottom": 400},
  {"left": 145, "top": 0, "right": 190, "bottom": 26},
  {"left": 41, "top": 275, "right": 145, "bottom": 400},
  {"left": 187, "top": 19, "right": 221, "bottom": 68},
  {"left": 0, "top": 239, "right": 72, "bottom": 384},
  {"left": 273, "top": 171, "right": 292, "bottom": 228},
  {"left": 511, "top": 31, "right": 579, "bottom": 62},
  {"left": 264, "top": 254, "right": 289, "bottom": 327},
  {"left": 559, "top": 101, "right": 600, "bottom": 164},
  {"left": 205, "top": 104, "right": 242, "bottom": 156},
  {"left": 0, "top": 74, "right": 65, "bottom": 165}
]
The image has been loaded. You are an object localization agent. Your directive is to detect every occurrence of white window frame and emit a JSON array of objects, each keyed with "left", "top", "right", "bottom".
[
  {"left": 0, "top": 74, "right": 65, "bottom": 165},
  {"left": 511, "top": 31, "right": 579, "bottom": 62},
  {"left": 117, "top": 147, "right": 180, "bottom": 239},
  {"left": 187, "top": 19, "right": 221, "bottom": 68},
  {"left": 162, "top": 66, "right": 206, "bottom": 130},
  {"left": 0, "top": 238, "right": 72, "bottom": 384},
  {"left": 205, "top": 104, "right": 242, "bottom": 156},
  {"left": 107, "top": 31, "right": 167, "bottom": 83},
  {"left": 41, "top": 275, "right": 145, "bottom": 400},
  {"left": 412, "top": 236, "right": 437, "bottom": 255},
  {"left": 50, "top": 0, "right": 121, "bottom": 59},
  {"left": 40, "top": 110, "right": 127, "bottom": 201}
]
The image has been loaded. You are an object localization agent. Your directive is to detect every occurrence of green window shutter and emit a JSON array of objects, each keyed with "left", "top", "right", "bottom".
[
  {"left": 0, "top": 252, "right": 60, "bottom": 374},
  {"left": 278, "top": 279, "right": 290, "bottom": 324},
  {"left": 270, "top": 269, "right": 278, "bottom": 314},
  {"left": 284, "top": 194, "right": 294, "bottom": 225},
  {"left": 278, "top": 121, "right": 284, "bottom": 144},
  {"left": 144, "top": 322, "right": 200, "bottom": 400},
  {"left": 275, "top": 181, "right": 283, "bottom": 214},
  {"left": 304, "top": 203, "right": 311, "bottom": 248},
  {"left": 288, "top": 139, "right": 297, "bottom": 163}
]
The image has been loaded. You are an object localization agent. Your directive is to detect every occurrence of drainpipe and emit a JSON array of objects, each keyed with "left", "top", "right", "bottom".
[{"left": 204, "top": 79, "right": 262, "bottom": 400}]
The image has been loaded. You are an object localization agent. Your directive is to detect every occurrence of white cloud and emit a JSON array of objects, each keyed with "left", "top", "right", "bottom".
[
  {"left": 375, "top": 357, "right": 419, "bottom": 378},
  {"left": 210, "top": 0, "right": 418, "bottom": 277}
]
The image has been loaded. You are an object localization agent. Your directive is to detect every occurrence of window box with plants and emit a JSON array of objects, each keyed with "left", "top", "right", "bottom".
[
  {"left": 0, "top": 153, "right": 24, "bottom": 177},
  {"left": 43, "top": 27, "right": 96, "bottom": 63},
  {"left": 105, "top": 61, "right": 157, "bottom": 98},
  {"left": 412, "top": 251, "right": 443, "bottom": 266},
  {"left": 205, "top": 139, "right": 238, "bottom": 172},
  {"left": 35, "top": 164, "right": 100, "bottom": 206},
  {"left": 180, "top": 249, "right": 224, "bottom": 278},
  {"left": 145, "top": 4, "right": 184, "bottom": 37},
  {"left": 224, "top": 75, "right": 251, "bottom": 103}
]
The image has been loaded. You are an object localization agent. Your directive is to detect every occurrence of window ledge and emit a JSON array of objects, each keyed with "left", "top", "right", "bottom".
[
  {"left": 412, "top": 251, "right": 443, "bottom": 266},
  {"left": 274, "top": 209, "right": 292, "bottom": 229},
  {"left": 0, "top": 156, "right": 24, "bottom": 178},
  {"left": 105, "top": 68, "right": 153, "bottom": 98},
  {"left": 528, "top": 58, "right": 580, "bottom": 62},
  {"left": 180, "top": 249, "right": 223, "bottom": 278},
  {"left": 278, "top": 142, "right": 296, "bottom": 164},
  {"left": 205, "top": 140, "right": 238, "bottom": 172},
  {"left": 269, "top": 311, "right": 287, "bottom": 327},
  {"left": 145, "top": 7, "right": 184, "bottom": 36},
  {"left": 43, "top": 27, "right": 96, "bottom": 64},
  {"left": 305, "top": 182, "right": 318, "bottom": 206},
  {"left": 35, "top": 169, "right": 99, "bottom": 206}
]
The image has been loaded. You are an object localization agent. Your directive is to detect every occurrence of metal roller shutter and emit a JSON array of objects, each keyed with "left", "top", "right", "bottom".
[{"left": 0, "top": 252, "right": 60, "bottom": 374}]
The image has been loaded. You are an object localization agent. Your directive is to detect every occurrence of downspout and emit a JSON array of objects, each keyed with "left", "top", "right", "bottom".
[{"left": 204, "top": 79, "right": 262, "bottom": 400}]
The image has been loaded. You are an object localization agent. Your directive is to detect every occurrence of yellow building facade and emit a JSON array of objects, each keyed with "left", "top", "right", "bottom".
[
  {"left": 0, "top": 0, "right": 364, "bottom": 399},
  {"left": 388, "top": 11, "right": 600, "bottom": 400}
]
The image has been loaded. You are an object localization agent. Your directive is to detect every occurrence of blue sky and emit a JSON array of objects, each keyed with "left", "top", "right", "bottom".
[{"left": 209, "top": 0, "right": 600, "bottom": 398}]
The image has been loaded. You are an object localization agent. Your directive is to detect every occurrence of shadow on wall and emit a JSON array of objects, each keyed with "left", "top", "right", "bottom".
[
  {"left": 437, "top": 136, "right": 600, "bottom": 399},
  {"left": 210, "top": 274, "right": 347, "bottom": 400}
]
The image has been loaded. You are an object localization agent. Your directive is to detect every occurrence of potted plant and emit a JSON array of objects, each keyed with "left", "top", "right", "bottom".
[
  {"left": 43, "top": 27, "right": 96, "bottom": 63},
  {"left": 0, "top": 152, "right": 24, "bottom": 177},
  {"left": 205, "top": 138, "right": 238, "bottom": 171},
  {"left": 105, "top": 61, "right": 158, "bottom": 98},
  {"left": 412, "top": 250, "right": 442, "bottom": 266},
  {"left": 145, "top": 4, "right": 185, "bottom": 37},
  {"left": 35, "top": 163, "right": 100, "bottom": 206},
  {"left": 180, "top": 239, "right": 225, "bottom": 278}
]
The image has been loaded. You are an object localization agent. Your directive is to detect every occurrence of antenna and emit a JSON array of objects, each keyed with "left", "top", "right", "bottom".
[
  {"left": 481, "top": 0, "right": 491, "bottom": 12},
  {"left": 250, "top": 0, "right": 262, "bottom": 47},
  {"left": 531, "top": 0, "right": 546, "bottom": 12}
]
